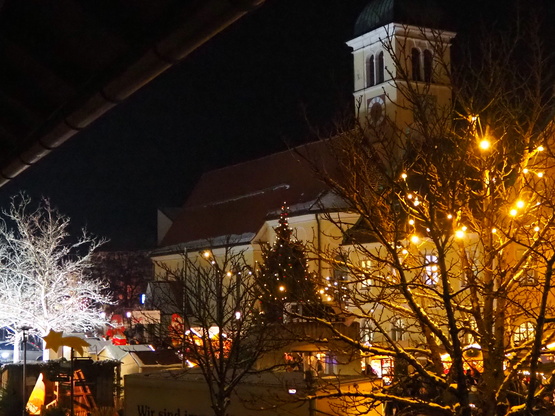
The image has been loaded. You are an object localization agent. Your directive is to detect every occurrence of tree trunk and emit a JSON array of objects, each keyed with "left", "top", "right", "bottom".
[{"left": 12, "top": 331, "right": 22, "bottom": 363}]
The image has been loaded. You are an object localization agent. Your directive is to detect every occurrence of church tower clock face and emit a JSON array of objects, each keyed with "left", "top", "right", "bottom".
[{"left": 367, "top": 95, "right": 385, "bottom": 125}]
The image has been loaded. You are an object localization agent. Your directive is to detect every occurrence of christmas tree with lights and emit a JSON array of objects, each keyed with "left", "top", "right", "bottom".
[{"left": 258, "top": 204, "right": 321, "bottom": 322}]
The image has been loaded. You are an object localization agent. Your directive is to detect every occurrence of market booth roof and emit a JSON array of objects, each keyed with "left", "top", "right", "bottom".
[{"left": 0, "top": 0, "right": 265, "bottom": 187}]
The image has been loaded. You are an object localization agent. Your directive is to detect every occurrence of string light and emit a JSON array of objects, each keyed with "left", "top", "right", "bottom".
[{"left": 479, "top": 139, "right": 491, "bottom": 150}]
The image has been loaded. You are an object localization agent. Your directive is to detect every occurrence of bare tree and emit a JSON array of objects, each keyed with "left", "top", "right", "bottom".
[
  {"left": 90, "top": 250, "right": 152, "bottom": 316},
  {"left": 152, "top": 247, "right": 275, "bottom": 416},
  {"left": 0, "top": 195, "right": 111, "bottom": 361},
  {"left": 302, "top": 9, "right": 555, "bottom": 416}
]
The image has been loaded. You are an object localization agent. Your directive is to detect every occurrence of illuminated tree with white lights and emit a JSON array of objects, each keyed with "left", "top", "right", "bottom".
[
  {"left": 303, "top": 12, "right": 555, "bottom": 416},
  {"left": 0, "top": 195, "right": 110, "bottom": 362}
]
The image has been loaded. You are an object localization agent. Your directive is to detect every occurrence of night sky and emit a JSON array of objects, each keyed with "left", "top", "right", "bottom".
[{"left": 0, "top": 0, "right": 550, "bottom": 250}]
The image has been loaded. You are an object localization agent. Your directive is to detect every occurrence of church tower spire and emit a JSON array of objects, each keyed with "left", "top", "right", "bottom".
[{"left": 347, "top": 0, "right": 456, "bottom": 130}]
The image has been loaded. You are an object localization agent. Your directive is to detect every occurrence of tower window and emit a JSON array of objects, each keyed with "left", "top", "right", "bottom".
[
  {"left": 366, "top": 55, "right": 375, "bottom": 87},
  {"left": 411, "top": 48, "right": 422, "bottom": 81},
  {"left": 424, "top": 50, "right": 433, "bottom": 82},
  {"left": 376, "top": 51, "right": 385, "bottom": 84}
]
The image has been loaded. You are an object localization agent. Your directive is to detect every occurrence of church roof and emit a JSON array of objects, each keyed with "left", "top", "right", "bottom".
[
  {"left": 159, "top": 141, "right": 344, "bottom": 250},
  {"left": 354, "top": 0, "right": 450, "bottom": 37}
]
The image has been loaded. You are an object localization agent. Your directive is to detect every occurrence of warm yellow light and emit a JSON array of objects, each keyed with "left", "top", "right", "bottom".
[
  {"left": 408, "top": 219, "right": 415, "bottom": 225},
  {"left": 279, "top": 286, "right": 285, "bottom": 292},
  {"left": 226, "top": 271, "right": 232, "bottom": 277},
  {"left": 509, "top": 209, "right": 518, "bottom": 217},
  {"left": 401, "top": 173, "right": 407, "bottom": 179},
  {"left": 447, "top": 214, "right": 453, "bottom": 219},
  {"left": 537, "top": 172, "right": 544, "bottom": 178},
  {"left": 538, "top": 146, "right": 545, "bottom": 152},
  {"left": 534, "top": 226, "right": 540, "bottom": 232},
  {"left": 410, "top": 235, "right": 420, "bottom": 244},
  {"left": 402, "top": 249, "right": 408, "bottom": 255},
  {"left": 516, "top": 200, "right": 525, "bottom": 209},
  {"left": 407, "top": 194, "right": 413, "bottom": 199},
  {"left": 462, "top": 226, "right": 467, "bottom": 231},
  {"left": 479, "top": 139, "right": 491, "bottom": 150},
  {"left": 523, "top": 168, "right": 529, "bottom": 174},
  {"left": 203, "top": 251, "right": 211, "bottom": 258},
  {"left": 455, "top": 230, "right": 465, "bottom": 239},
  {"left": 492, "top": 228, "right": 497, "bottom": 233}
]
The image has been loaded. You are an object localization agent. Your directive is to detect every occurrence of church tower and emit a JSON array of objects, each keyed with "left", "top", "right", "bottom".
[{"left": 347, "top": 0, "right": 456, "bottom": 130}]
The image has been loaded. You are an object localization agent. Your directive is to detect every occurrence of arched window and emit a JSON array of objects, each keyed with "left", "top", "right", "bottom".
[
  {"left": 513, "top": 322, "right": 535, "bottom": 345},
  {"left": 366, "top": 55, "right": 375, "bottom": 87},
  {"left": 376, "top": 51, "right": 385, "bottom": 84},
  {"left": 411, "top": 48, "right": 421, "bottom": 81},
  {"left": 423, "top": 49, "right": 433, "bottom": 82}
]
